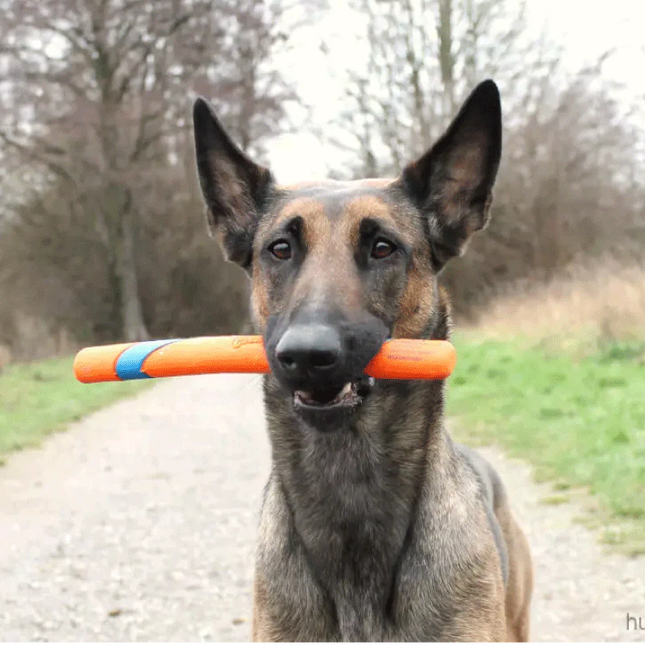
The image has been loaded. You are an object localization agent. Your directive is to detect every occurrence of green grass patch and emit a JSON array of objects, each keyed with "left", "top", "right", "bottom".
[
  {"left": 0, "top": 357, "right": 150, "bottom": 458},
  {"left": 540, "top": 494, "right": 571, "bottom": 505},
  {"left": 447, "top": 332, "right": 645, "bottom": 553}
]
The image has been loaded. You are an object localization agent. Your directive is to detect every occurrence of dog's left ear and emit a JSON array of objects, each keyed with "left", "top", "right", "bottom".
[
  {"left": 398, "top": 79, "right": 501, "bottom": 270},
  {"left": 193, "top": 97, "right": 275, "bottom": 268}
]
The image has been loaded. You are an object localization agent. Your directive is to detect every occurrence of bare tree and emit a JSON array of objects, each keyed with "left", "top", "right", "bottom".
[
  {"left": 335, "top": 0, "right": 532, "bottom": 178},
  {"left": 0, "top": 0, "right": 300, "bottom": 343},
  {"left": 332, "top": 0, "right": 645, "bottom": 315}
]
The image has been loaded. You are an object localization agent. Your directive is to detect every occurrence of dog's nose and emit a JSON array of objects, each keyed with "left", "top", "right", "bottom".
[{"left": 275, "top": 324, "right": 342, "bottom": 378}]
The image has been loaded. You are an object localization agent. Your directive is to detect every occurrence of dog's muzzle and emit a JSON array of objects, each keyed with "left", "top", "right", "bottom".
[{"left": 269, "top": 322, "right": 382, "bottom": 422}]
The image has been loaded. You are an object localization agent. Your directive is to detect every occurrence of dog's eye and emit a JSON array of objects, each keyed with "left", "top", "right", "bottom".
[
  {"left": 371, "top": 238, "right": 396, "bottom": 259},
  {"left": 269, "top": 240, "right": 292, "bottom": 260}
]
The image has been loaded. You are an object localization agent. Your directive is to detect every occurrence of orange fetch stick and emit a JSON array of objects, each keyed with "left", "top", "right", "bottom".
[{"left": 73, "top": 336, "right": 456, "bottom": 383}]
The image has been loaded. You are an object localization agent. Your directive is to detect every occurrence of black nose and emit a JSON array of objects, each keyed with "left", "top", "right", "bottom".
[{"left": 275, "top": 324, "right": 342, "bottom": 380}]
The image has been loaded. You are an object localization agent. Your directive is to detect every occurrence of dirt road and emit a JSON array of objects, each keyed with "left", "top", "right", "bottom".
[{"left": 0, "top": 375, "right": 643, "bottom": 641}]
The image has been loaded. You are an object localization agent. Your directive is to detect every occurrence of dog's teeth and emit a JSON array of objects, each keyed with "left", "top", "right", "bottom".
[{"left": 338, "top": 383, "right": 352, "bottom": 399}]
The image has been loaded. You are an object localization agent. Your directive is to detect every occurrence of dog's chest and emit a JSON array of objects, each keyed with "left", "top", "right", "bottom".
[
  {"left": 256, "top": 476, "right": 460, "bottom": 641},
  {"left": 257, "top": 515, "right": 468, "bottom": 641},
  {"left": 309, "top": 519, "right": 406, "bottom": 640}
]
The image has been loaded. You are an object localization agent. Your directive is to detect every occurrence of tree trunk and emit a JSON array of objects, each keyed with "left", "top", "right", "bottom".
[
  {"left": 98, "top": 92, "right": 149, "bottom": 342},
  {"left": 437, "top": 0, "right": 456, "bottom": 120},
  {"left": 116, "top": 205, "right": 149, "bottom": 342}
]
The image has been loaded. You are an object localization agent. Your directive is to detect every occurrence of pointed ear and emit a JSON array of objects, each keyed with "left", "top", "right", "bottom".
[
  {"left": 193, "top": 97, "right": 275, "bottom": 268},
  {"left": 398, "top": 80, "right": 502, "bottom": 270}
]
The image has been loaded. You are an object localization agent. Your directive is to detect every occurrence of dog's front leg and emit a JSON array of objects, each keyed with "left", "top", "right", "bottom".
[{"left": 252, "top": 575, "right": 278, "bottom": 642}]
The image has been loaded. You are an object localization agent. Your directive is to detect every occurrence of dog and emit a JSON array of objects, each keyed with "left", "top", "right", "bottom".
[{"left": 193, "top": 79, "right": 533, "bottom": 641}]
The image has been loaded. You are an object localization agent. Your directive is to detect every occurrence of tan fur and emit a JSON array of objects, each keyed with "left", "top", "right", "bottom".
[
  {"left": 251, "top": 268, "right": 270, "bottom": 328},
  {"left": 253, "top": 199, "right": 329, "bottom": 327},
  {"left": 273, "top": 198, "right": 327, "bottom": 233},
  {"left": 496, "top": 504, "right": 534, "bottom": 641},
  {"left": 392, "top": 259, "right": 435, "bottom": 338},
  {"left": 252, "top": 577, "right": 276, "bottom": 642},
  {"left": 339, "top": 195, "right": 397, "bottom": 246}
]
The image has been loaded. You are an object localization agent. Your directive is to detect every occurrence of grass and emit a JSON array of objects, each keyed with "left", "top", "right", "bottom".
[
  {"left": 0, "top": 356, "right": 150, "bottom": 461},
  {"left": 473, "top": 260, "right": 645, "bottom": 344},
  {"left": 447, "top": 332, "right": 645, "bottom": 555}
]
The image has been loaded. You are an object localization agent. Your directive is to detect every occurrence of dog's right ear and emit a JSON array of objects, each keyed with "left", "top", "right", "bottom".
[{"left": 193, "top": 97, "right": 275, "bottom": 268}]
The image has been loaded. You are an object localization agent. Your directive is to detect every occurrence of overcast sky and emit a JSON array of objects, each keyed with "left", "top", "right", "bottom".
[{"left": 267, "top": 0, "right": 645, "bottom": 183}]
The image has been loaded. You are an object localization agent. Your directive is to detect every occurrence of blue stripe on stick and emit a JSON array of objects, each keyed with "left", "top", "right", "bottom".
[{"left": 115, "top": 339, "right": 180, "bottom": 380}]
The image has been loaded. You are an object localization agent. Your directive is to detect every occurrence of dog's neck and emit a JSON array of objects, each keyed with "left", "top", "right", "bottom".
[{"left": 261, "top": 289, "right": 452, "bottom": 638}]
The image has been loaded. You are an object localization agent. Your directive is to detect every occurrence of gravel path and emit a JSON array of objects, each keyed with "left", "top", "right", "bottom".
[{"left": 0, "top": 375, "right": 643, "bottom": 641}]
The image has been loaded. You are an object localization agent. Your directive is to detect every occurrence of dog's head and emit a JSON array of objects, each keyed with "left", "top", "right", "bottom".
[{"left": 193, "top": 81, "right": 501, "bottom": 429}]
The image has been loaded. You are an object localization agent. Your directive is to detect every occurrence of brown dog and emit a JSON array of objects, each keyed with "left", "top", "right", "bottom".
[{"left": 193, "top": 79, "right": 533, "bottom": 641}]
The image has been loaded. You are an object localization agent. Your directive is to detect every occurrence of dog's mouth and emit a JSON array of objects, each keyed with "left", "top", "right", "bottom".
[{"left": 293, "top": 376, "right": 374, "bottom": 411}]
